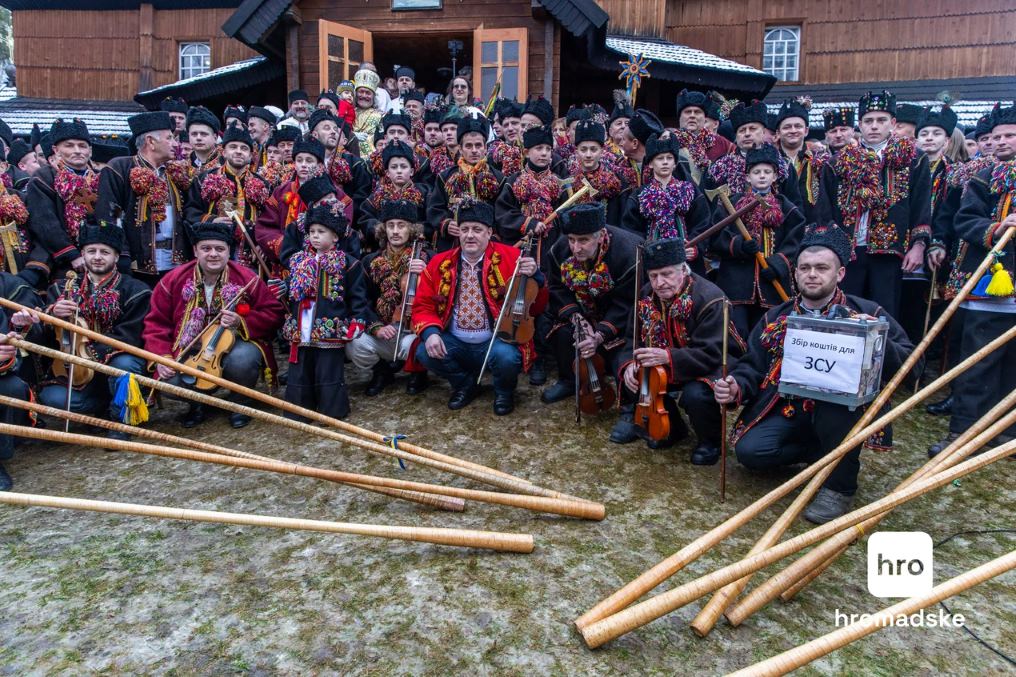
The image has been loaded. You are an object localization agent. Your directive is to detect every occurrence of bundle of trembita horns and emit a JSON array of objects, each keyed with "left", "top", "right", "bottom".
[
  {"left": 572, "top": 229, "right": 1016, "bottom": 674},
  {"left": 0, "top": 294, "right": 606, "bottom": 555}
]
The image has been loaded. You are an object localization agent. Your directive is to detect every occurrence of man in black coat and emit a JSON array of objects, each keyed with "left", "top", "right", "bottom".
[
  {"left": 714, "top": 225, "right": 917, "bottom": 524},
  {"left": 542, "top": 203, "right": 642, "bottom": 404}
]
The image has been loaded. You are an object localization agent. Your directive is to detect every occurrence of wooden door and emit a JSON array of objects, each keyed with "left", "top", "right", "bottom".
[
  {"left": 318, "top": 20, "right": 373, "bottom": 90},
  {"left": 473, "top": 27, "right": 528, "bottom": 105}
]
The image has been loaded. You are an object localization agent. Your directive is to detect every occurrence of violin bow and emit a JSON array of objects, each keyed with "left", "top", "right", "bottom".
[
  {"left": 476, "top": 238, "right": 530, "bottom": 385},
  {"left": 394, "top": 237, "right": 425, "bottom": 361},
  {"left": 572, "top": 314, "right": 582, "bottom": 424},
  {"left": 173, "top": 276, "right": 258, "bottom": 360},
  {"left": 225, "top": 209, "right": 271, "bottom": 280},
  {"left": 62, "top": 271, "right": 79, "bottom": 432},
  {"left": 720, "top": 299, "right": 730, "bottom": 502}
]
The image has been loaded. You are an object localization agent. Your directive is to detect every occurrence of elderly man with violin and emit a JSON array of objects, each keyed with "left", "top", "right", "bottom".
[
  {"left": 17, "top": 225, "right": 151, "bottom": 440},
  {"left": 542, "top": 203, "right": 642, "bottom": 406},
  {"left": 412, "top": 199, "right": 546, "bottom": 415},
  {"left": 350, "top": 199, "right": 431, "bottom": 397},
  {"left": 142, "top": 222, "right": 284, "bottom": 429},
  {"left": 612, "top": 238, "right": 742, "bottom": 462}
]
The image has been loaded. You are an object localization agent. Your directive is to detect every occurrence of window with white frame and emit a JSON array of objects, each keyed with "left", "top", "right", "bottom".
[
  {"left": 763, "top": 26, "right": 800, "bottom": 81},
  {"left": 179, "top": 42, "right": 211, "bottom": 80}
]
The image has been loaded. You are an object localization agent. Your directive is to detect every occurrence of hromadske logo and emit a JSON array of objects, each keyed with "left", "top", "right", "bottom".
[{"left": 867, "top": 531, "right": 933, "bottom": 598}]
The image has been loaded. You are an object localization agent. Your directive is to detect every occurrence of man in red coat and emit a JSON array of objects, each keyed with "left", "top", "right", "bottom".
[
  {"left": 412, "top": 200, "right": 546, "bottom": 415},
  {"left": 143, "top": 222, "right": 285, "bottom": 429}
]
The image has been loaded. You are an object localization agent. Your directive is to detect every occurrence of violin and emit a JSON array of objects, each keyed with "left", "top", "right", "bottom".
[
  {"left": 51, "top": 271, "right": 94, "bottom": 387},
  {"left": 572, "top": 314, "right": 615, "bottom": 419},
  {"left": 393, "top": 238, "right": 425, "bottom": 360},
  {"left": 179, "top": 278, "right": 254, "bottom": 392},
  {"left": 631, "top": 246, "right": 670, "bottom": 442},
  {"left": 496, "top": 234, "right": 540, "bottom": 345}
]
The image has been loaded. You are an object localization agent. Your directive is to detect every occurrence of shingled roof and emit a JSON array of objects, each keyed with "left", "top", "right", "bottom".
[
  {"left": 0, "top": 96, "right": 143, "bottom": 138},
  {"left": 135, "top": 56, "right": 284, "bottom": 109}
]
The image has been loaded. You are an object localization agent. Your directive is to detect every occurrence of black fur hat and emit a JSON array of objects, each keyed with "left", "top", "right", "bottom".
[
  {"left": 610, "top": 99, "right": 634, "bottom": 123},
  {"left": 306, "top": 203, "right": 348, "bottom": 235},
  {"left": 560, "top": 203, "right": 606, "bottom": 235},
  {"left": 49, "top": 118, "right": 91, "bottom": 146},
  {"left": 974, "top": 113, "right": 993, "bottom": 138},
  {"left": 799, "top": 224, "right": 852, "bottom": 266},
  {"left": 317, "top": 90, "right": 340, "bottom": 108},
  {"left": 776, "top": 99, "right": 810, "bottom": 128},
  {"left": 272, "top": 125, "right": 302, "bottom": 144},
  {"left": 380, "top": 199, "right": 419, "bottom": 223},
  {"left": 423, "top": 107, "right": 444, "bottom": 125},
  {"left": 247, "top": 106, "right": 278, "bottom": 126},
  {"left": 6, "top": 139, "right": 33, "bottom": 166},
  {"left": 78, "top": 223, "right": 125, "bottom": 253},
  {"left": 916, "top": 106, "right": 958, "bottom": 137},
  {"left": 858, "top": 90, "right": 897, "bottom": 118},
  {"left": 288, "top": 89, "right": 310, "bottom": 105},
  {"left": 823, "top": 106, "right": 855, "bottom": 131},
  {"left": 729, "top": 101, "right": 768, "bottom": 131},
  {"left": 456, "top": 114, "right": 490, "bottom": 143},
  {"left": 159, "top": 97, "right": 188, "bottom": 114},
  {"left": 30, "top": 123, "right": 42, "bottom": 149},
  {"left": 382, "top": 112, "right": 412, "bottom": 133},
  {"left": 894, "top": 103, "right": 923, "bottom": 125},
  {"left": 745, "top": 144, "right": 782, "bottom": 170},
  {"left": 186, "top": 106, "right": 221, "bottom": 133},
  {"left": 523, "top": 125, "right": 554, "bottom": 150},
  {"left": 127, "top": 112, "right": 174, "bottom": 137},
  {"left": 223, "top": 106, "right": 247, "bottom": 124},
  {"left": 457, "top": 199, "right": 494, "bottom": 227},
  {"left": 382, "top": 140, "right": 415, "bottom": 168},
  {"left": 990, "top": 103, "right": 1016, "bottom": 131},
  {"left": 627, "top": 108, "right": 664, "bottom": 145},
  {"left": 565, "top": 105, "right": 589, "bottom": 125},
  {"left": 221, "top": 123, "right": 254, "bottom": 149},
  {"left": 644, "top": 238, "right": 687, "bottom": 270},
  {"left": 675, "top": 89, "right": 711, "bottom": 117},
  {"left": 498, "top": 100, "right": 524, "bottom": 121},
  {"left": 644, "top": 134, "right": 681, "bottom": 165},
  {"left": 0, "top": 118, "right": 11, "bottom": 148},
  {"left": 402, "top": 90, "right": 425, "bottom": 106},
  {"left": 190, "top": 221, "right": 234, "bottom": 245},
  {"left": 298, "top": 175, "right": 336, "bottom": 205},
  {"left": 308, "top": 108, "right": 340, "bottom": 133},
  {"left": 395, "top": 66, "right": 416, "bottom": 80},
  {"left": 292, "top": 137, "right": 325, "bottom": 163},
  {"left": 522, "top": 96, "right": 554, "bottom": 125},
  {"left": 574, "top": 119, "right": 606, "bottom": 145}
]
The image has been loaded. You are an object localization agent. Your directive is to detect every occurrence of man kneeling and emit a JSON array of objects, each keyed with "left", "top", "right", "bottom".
[{"left": 612, "top": 238, "right": 742, "bottom": 462}]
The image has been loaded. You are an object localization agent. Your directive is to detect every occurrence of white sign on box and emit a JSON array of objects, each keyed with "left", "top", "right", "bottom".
[{"left": 781, "top": 327, "right": 866, "bottom": 394}]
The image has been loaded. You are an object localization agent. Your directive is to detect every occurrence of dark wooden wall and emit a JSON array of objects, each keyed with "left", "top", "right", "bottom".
[
  {"left": 294, "top": 0, "right": 559, "bottom": 109},
  {"left": 13, "top": 8, "right": 256, "bottom": 101},
  {"left": 664, "top": 0, "right": 1016, "bottom": 84}
]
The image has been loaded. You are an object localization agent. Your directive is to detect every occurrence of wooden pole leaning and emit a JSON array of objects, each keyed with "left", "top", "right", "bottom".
[
  {"left": 0, "top": 297, "right": 525, "bottom": 486},
  {"left": 0, "top": 491, "right": 536, "bottom": 553},
  {"left": 0, "top": 395, "right": 465, "bottom": 513},
  {"left": 579, "top": 439, "right": 1016, "bottom": 648},
  {"left": 726, "top": 549, "right": 1016, "bottom": 677},
  {"left": 573, "top": 319, "right": 1016, "bottom": 630},
  {"left": 688, "top": 229, "right": 1016, "bottom": 637},
  {"left": 724, "top": 386, "right": 1016, "bottom": 621},
  {"left": 0, "top": 422, "right": 604, "bottom": 520},
  {"left": 3, "top": 338, "right": 605, "bottom": 520}
]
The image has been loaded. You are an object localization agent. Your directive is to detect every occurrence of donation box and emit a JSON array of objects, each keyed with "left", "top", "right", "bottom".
[{"left": 778, "top": 313, "right": 889, "bottom": 410}]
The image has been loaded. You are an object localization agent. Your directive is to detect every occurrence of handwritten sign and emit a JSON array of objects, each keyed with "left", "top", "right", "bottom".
[{"left": 781, "top": 327, "right": 866, "bottom": 394}]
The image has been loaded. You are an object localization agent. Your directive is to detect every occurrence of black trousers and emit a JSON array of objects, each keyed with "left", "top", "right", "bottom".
[
  {"left": 0, "top": 372, "right": 31, "bottom": 461},
  {"left": 285, "top": 346, "right": 350, "bottom": 420},
  {"left": 734, "top": 399, "right": 864, "bottom": 495},
  {"left": 950, "top": 310, "right": 1016, "bottom": 437},
  {"left": 842, "top": 247, "right": 901, "bottom": 321},
  {"left": 731, "top": 304, "right": 767, "bottom": 344},
  {"left": 624, "top": 379, "right": 722, "bottom": 445},
  {"left": 550, "top": 327, "right": 624, "bottom": 384}
]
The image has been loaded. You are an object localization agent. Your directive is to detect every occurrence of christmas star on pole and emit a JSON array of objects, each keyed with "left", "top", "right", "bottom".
[{"left": 619, "top": 53, "right": 652, "bottom": 107}]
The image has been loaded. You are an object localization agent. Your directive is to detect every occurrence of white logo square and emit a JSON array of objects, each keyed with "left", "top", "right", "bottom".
[{"left": 867, "top": 531, "right": 933, "bottom": 598}]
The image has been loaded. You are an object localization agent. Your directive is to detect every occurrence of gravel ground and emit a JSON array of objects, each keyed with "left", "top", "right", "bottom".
[{"left": 1, "top": 367, "right": 1014, "bottom": 676}]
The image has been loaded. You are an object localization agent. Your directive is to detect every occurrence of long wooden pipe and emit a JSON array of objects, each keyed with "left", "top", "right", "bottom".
[
  {"left": 0, "top": 422, "right": 604, "bottom": 520},
  {"left": 0, "top": 491, "right": 536, "bottom": 553},
  {"left": 1, "top": 337, "right": 606, "bottom": 521},
  {"left": 0, "top": 394, "right": 463, "bottom": 513}
]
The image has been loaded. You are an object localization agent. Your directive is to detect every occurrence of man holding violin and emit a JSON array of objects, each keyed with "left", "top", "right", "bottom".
[
  {"left": 612, "top": 238, "right": 741, "bottom": 461},
  {"left": 18, "top": 225, "right": 151, "bottom": 440},
  {"left": 543, "top": 203, "right": 642, "bottom": 405},
  {"left": 412, "top": 200, "right": 546, "bottom": 415},
  {"left": 142, "top": 222, "right": 284, "bottom": 429}
]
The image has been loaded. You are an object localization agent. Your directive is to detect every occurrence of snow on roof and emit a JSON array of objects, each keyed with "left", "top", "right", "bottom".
[
  {"left": 137, "top": 56, "right": 267, "bottom": 97},
  {"left": 0, "top": 105, "right": 136, "bottom": 137},
  {"left": 766, "top": 100, "right": 999, "bottom": 129},
  {"left": 0, "top": 86, "right": 16, "bottom": 102},
  {"left": 605, "top": 36, "right": 767, "bottom": 77}
]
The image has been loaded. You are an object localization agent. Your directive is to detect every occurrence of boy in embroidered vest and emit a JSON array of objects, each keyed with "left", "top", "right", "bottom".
[
  {"left": 349, "top": 199, "right": 431, "bottom": 397},
  {"left": 143, "top": 222, "right": 284, "bottom": 429},
  {"left": 358, "top": 140, "right": 429, "bottom": 248},
  {"left": 710, "top": 144, "right": 806, "bottom": 339},
  {"left": 280, "top": 175, "right": 358, "bottom": 264},
  {"left": 488, "top": 101, "right": 524, "bottom": 176},
  {"left": 308, "top": 108, "right": 372, "bottom": 223},
  {"left": 543, "top": 203, "right": 642, "bottom": 404},
  {"left": 96, "top": 112, "right": 185, "bottom": 285},
  {"left": 282, "top": 205, "right": 368, "bottom": 420},
  {"left": 621, "top": 134, "right": 710, "bottom": 269},
  {"left": 494, "top": 124, "right": 565, "bottom": 248},
  {"left": 368, "top": 113, "right": 431, "bottom": 185},
  {"left": 612, "top": 238, "right": 742, "bottom": 461},
  {"left": 427, "top": 114, "right": 504, "bottom": 252},
  {"left": 413, "top": 200, "right": 545, "bottom": 415},
  {"left": 566, "top": 118, "right": 629, "bottom": 226},
  {"left": 28, "top": 225, "right": 150, "bottom": 439},
  {"left": 928, "top": 103, "right": 1016, "bottom": 457},
  {"left": 184, "top": 123, "right": 270, "bottom": 273},
  {"left": 816, "top": 90, "right": 932, "bottom": 321},
  {"left": 183, "top": 106, "right": 223, "bottom": 172},
  {"left": 714, "top": 225, "right": 916, "bottom": 523},
  {"left": 25, "top": 118, "right": 102, "bottom": 283}
]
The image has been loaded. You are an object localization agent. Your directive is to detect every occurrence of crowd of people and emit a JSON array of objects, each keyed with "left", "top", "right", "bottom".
[{"left": 0, "top": 63, "right": 1012, "bottom": 526}]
